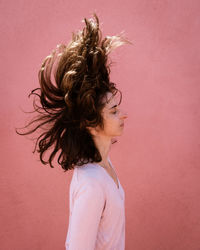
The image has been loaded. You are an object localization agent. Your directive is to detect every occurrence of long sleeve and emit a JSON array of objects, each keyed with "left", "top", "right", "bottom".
[{"left": 66, "top": 178, "right": 105, "bottom": 250}]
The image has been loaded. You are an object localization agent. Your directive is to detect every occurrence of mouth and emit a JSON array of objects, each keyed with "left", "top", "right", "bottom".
[{"left": 120, "top": 123, "right": 124, "bottom": 127}]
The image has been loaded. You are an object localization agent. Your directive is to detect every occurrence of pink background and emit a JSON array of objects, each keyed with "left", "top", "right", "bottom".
[{"left": 1, "top": 0, "right": 200, "bottom": 249}]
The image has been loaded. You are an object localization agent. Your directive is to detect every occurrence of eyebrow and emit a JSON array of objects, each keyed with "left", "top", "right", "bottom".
[{"left": 109, "top": 104, "right": 118, "bottom": 110}]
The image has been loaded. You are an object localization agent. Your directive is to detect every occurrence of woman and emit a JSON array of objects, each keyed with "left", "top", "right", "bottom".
[{"left": 16, "top": 13, "right": 131, "bottom": 250}]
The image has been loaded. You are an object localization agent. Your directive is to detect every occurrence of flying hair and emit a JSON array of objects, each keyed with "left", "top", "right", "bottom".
[{"left": 15, "top": 13, "right": 132, "bottom": 171}]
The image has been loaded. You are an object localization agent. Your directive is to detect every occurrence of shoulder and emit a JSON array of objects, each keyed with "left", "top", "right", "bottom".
[
  {"left": 75, "top": 162, "right": 103, "bottom": 183},
  {"left": 71, "top": 163, "right": 105, "bottom": 201},
  {"left": 72, "top": 162, "right": 104, "bottom": 191}
]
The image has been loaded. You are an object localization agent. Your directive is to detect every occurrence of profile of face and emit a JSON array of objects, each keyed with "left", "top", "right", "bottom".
[{"left": 88, "top": 91, "right": 128, "bottom": 139}]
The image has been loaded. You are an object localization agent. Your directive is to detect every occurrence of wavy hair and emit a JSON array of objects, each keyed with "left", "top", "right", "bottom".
[{"left": 16, "top": 13, "right": 132, "bottom": 172}]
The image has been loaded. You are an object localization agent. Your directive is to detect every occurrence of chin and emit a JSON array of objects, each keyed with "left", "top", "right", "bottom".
[
  {"left": 109, "top": 127, "right": 124, "bottom": 137},
  {"left": 115, "top": 130, "right": 124, "bottom": 137}
]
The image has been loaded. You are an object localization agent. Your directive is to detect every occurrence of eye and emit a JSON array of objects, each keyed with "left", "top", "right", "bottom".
[{"left": 112, "top": 109, "right": 118, "bottom": 114}]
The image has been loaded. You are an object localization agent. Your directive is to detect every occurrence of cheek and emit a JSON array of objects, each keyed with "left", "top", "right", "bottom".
[
  {"left": 102, "top": 114, "right": 120, "bottom": 133},
  {"left": 104, "top": 118, "right": 118, "bottom": 131}
]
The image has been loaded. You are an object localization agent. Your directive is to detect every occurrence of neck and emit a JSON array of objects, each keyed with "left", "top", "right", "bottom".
[{"left": 92, "top": 135, "right": 112, "bottom": 167}]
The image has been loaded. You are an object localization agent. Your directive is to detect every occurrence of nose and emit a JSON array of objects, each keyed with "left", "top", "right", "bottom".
[{"left": 120, "top": 109, "right": 128, "bottom": 119}]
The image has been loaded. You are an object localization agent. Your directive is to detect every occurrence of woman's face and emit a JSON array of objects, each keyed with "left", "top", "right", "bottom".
[{"left": 97, "top": 91, "right": 128, "bottom": 138}]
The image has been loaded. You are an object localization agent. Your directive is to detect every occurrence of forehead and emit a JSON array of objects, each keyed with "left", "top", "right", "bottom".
[{"left": 103, "top": 91, "right": 121, "bottom": 109}]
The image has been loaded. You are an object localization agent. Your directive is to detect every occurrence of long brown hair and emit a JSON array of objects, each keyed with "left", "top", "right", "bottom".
[{"left": 15, "top": 13, "right": 132, "bottom": 172}]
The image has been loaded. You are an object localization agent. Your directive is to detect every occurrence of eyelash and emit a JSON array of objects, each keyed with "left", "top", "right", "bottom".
[{"left": 112, "top": 110, "right": 118, "bottom": 114}]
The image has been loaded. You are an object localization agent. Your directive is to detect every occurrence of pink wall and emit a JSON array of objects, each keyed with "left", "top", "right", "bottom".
[{"left": 1, "top": 0, "right": 200, "bottom": 249}]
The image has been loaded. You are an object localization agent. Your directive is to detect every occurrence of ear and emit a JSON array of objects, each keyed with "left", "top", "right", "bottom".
[{"left": 86, "top": 126, "right": 99, "bottom": 136}]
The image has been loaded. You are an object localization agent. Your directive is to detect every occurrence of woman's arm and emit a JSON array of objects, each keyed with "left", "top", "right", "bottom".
[{"left": 66, "top": 178, "right": 105, "bottom": 250}]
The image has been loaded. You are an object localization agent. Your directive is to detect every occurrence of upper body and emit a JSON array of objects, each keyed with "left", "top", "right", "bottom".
[
  {"left": 16, "top": 13, "right": 129, "bottom": 250},
  {"left": 65, "top": 157, "right": 125, "bottom": 250}
]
